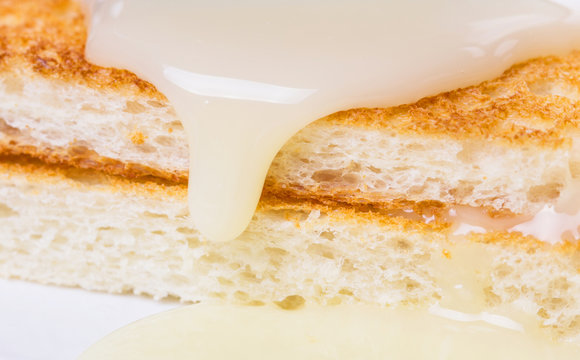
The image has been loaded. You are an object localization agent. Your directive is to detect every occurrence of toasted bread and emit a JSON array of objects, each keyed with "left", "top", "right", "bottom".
[
  {"left": 1, "top": 0, "right": 580, "bottom": 346},
  {"left": 2, "top": 0, "right": 580, "bottom": 217},
  {"left": 1, "top": 157, "right": 580, "bottom": 342}
]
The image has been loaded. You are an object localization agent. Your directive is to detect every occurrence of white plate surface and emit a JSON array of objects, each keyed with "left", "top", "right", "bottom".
[{"left": 0, "top": 279, "right": 177, "bottom": 360}]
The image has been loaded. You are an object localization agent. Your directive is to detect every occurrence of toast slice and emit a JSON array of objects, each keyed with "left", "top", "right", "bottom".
[
  {"left": 1, "top": 0, "right": 580, "bottom": 346},
  {"left": 2, "top": 0, "right": 580, "bottom": 219},
  {"left": 1, "top": 157, "right": 579, "bottom": 342}
]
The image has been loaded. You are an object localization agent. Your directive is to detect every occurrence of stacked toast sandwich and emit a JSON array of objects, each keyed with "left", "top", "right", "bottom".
[{"left": 1, "top": 0, "right": 580, "bottom": 344}]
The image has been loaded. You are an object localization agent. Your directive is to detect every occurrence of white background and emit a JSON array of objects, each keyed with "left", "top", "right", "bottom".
[{"left": 0, "top": 279, "right": 178, "bottom": 360}]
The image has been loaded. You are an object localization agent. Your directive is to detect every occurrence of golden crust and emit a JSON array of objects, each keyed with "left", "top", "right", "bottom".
[
  {"left": 321, "top": 52, "right": 580, "bottom": 149},
  {"left": 1, "top": 155, "right": 578, "bottom": 257},
  {"left": 261, "top": 180, "right": 450, "bottom": 218},
  {"left": 0, "top": 0, "right": 165, "bottom": 100},
  {"left": 0, "top": 154, "right": 187, "bottom": 200}
]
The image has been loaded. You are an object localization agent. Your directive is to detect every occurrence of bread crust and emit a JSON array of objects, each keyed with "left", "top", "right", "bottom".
[
  {"left": 2, "top": 154, "right": 578, "bottom": 258},
  {"left": 0, "top": 0, "right": 164, "bottom": 99}
]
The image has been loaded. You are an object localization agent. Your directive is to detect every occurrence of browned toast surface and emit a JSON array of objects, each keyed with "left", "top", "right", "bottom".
[{"left": 0, "top": 0, "right": 163, "bottom": 98}]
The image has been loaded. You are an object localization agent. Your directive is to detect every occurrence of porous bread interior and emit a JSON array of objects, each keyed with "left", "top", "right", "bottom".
[
  {"left": 267, "top": 123, "right": 573, "bottom": 215},
  {"left": 0, "top": 73, "right": 189, "bottom": 182},
  {"left": 1, "top": 161, "right": 579, "bottom": 343},
  {"left": 0, "top": 71, "right": 578, "bottom": 217},
  {"left": 1, "top": 0, "right": 580, "bottom": 344}
]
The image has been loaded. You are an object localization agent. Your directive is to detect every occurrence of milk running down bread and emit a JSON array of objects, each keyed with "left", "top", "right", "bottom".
[
  {"left": 84, "top": 0, "right": 580, "bottom": 241},
  {"left": 2, "top": 0, "right": 580, "bottom": 356}
]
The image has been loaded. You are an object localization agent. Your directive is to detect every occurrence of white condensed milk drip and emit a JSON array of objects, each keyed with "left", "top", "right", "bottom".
[{"left": 84, "top": 0, "right": 580, "bottom": 241}]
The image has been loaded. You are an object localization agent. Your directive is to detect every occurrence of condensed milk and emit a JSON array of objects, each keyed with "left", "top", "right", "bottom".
[
  {"left": 80, "top": 1, "right": 580, "bottom": 356},
  {"left": 79, "top": 238, "right": 580, "bottom": 358},
  {"left": 84, "top": 0, "right": 580, "bottom": 242},
  {"left": 79, "top": 303, "right": 580, "bottom": 359}
]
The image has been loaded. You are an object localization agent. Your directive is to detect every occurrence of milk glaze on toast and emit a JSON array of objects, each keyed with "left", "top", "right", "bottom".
[
  {"left": 1, "top": 0, "right": 580, "bottom": 219},
  {"left": 2, "top": 0, "right": 580, "bottom": 344},
  {"left": 2, "top": 0, "right": 580, "bottom": 222}
]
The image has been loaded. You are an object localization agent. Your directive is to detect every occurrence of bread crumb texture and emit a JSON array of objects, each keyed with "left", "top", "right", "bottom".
[
  {"left": 1, "top": 1, "right": 580, "bottom": 343},
  {"left": 129, "top": 130, "right": 146, "bottom": 145},
  {"left": 1, "top": 160, "right": 580, "bottom": 343}
]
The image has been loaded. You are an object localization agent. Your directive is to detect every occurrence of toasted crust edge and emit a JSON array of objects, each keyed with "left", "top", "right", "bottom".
[{"left": 1, "top": 154, "right": 578, "bottom": 257}]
